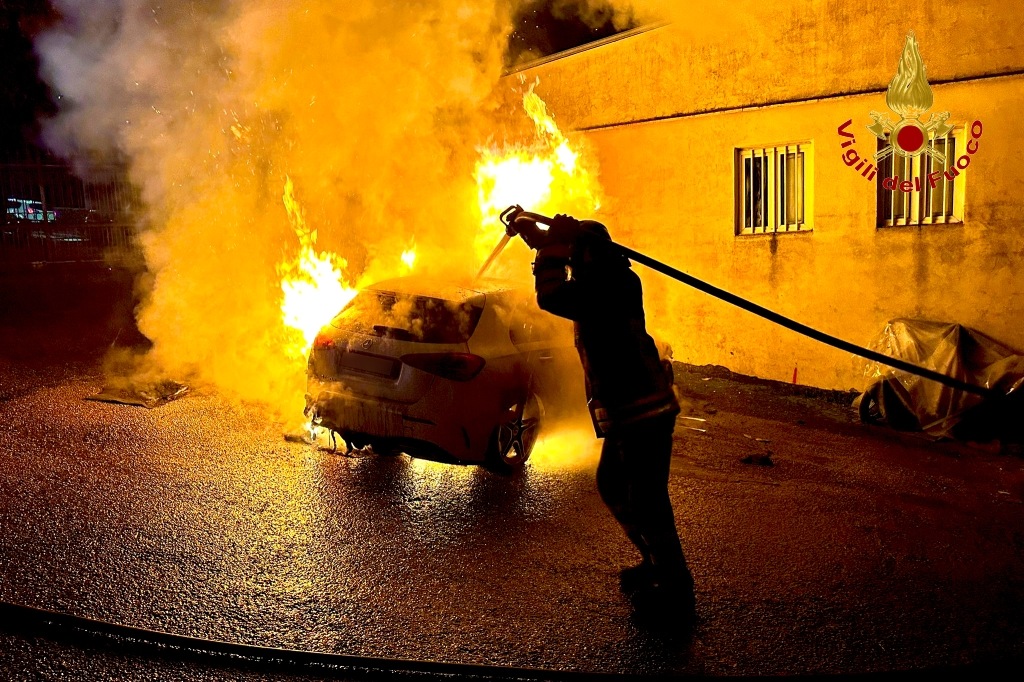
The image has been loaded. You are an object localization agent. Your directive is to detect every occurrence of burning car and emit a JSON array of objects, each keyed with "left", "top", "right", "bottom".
[
  {"left": 305, "top": 276, "right": 584, "bottom": 470},
  {"left": 306, "top": 275, "right": 674, "bottom": 470}
]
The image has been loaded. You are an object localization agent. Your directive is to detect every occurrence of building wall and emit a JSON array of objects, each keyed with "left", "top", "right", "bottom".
[{"left": 508, "top": 1, "right": 1024, "bottom": 391}]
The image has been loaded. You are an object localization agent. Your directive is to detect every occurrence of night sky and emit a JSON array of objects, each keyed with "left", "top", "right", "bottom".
[
  {"left": 507, "top": 0, "right": 633, "bottom": 67},
  {"left": 0, "top": 0, "right": 55, "bottom": 155}
]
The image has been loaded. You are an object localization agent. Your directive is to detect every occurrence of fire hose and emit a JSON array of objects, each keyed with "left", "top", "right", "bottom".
[
  {"left": 484, "top": 205, "right": 993, "bottom": 398},
  {"left": 3, "top": 600, "right": 1012, "bottom": 680},
  {"left": 0, "top": 599, "right": 640, "bottom": 680}
]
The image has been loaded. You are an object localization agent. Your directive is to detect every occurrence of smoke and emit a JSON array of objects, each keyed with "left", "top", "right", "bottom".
[{"left": 35, "top": 1, "right": 514, "bottom": 422}]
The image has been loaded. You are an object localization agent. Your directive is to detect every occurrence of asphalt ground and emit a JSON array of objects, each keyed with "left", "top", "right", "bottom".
[{"left": 1, "top": 265, "right": 1023, "bottom": 680}]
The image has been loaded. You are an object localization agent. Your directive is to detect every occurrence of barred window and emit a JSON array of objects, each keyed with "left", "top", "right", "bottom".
[
  {"left": 876, "top": 129, "right": 962, "bottom": 227},
  {"left": 736, "top": 144, "right": 811, "bottom": 235}
]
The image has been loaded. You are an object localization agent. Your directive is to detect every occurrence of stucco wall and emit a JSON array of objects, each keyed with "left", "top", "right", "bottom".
[
  {"left": 512, "top": 1, "right": 1024, "bottom": 131},
  {"left": 507, "top": 1, "right": 1024, "bottom": 391}
]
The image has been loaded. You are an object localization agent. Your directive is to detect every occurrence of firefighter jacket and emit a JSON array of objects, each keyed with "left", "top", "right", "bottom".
[{"left": 533, "top": 242, "right": 679, "bottom": 437}]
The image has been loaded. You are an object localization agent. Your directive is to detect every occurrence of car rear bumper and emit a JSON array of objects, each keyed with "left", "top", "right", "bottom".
[{"left": 306, "top": 382, "right": 485, "bottom": 462}]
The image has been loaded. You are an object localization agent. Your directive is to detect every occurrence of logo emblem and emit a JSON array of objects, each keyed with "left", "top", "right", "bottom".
[
  {"left": 868, "top": 32, "right": 952, "bottom": 162},
  {"left": 361, "top": 338, "right": 373, "bottom": 350}
]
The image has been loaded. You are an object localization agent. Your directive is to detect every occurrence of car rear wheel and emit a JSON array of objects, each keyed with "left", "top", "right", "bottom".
[{"left": 486, "top": 393, "right": 543, "bottom": 472}]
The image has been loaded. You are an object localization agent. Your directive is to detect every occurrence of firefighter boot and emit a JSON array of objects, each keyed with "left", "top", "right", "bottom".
[{"left": 619, "top": 560, "right": 656, "bottom": 595}]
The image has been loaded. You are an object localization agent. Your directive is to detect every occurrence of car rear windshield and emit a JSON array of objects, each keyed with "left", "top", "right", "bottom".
[{"left": 330, "top": 290, "right": 483, "bottom": 344}]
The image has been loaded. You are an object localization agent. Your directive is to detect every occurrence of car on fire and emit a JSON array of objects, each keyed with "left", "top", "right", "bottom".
[{"left": 305, "top": 276, "right": 674, "bottom": 471}]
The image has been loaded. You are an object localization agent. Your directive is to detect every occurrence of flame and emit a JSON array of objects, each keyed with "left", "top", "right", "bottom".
[
  {"left": 401, "top": 247, "right": 416, "bottom": 271},
  {"left": 474, "top": 81, "right": 601, "bottom": 262},
  {"left": 886, "top": 32, "right": 934, "bottom": 119},
  {"left": 278, "top": 176, "right": 358, "bottom": 358},
  {"left": 529, "top": 423, "right": 603, "bottom": 472}
]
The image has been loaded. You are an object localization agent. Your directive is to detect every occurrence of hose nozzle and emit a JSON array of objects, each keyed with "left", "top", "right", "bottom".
[
  {"left": 500, "top": 204, "right": 557, "bottom": 238},
  {"left": 499, "top": 205, "right": 524, "bottom": 236}
]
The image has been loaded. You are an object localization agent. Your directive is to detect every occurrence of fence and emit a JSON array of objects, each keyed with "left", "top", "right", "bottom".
[{"left": 0, "top": 146, "right": 140, "bottom": 268}]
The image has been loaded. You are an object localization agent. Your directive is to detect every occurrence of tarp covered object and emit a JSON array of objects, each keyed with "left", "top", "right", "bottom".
[{"left": 855, "top": 319, "right": 1024, "bottom": 440}]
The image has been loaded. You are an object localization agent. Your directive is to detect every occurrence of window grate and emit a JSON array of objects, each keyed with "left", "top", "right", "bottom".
[
  {"left": 736, "top": 144, "right": 809, "bottom": 235},
  {"left": 876, "top": 129, "right": 960, "bottom": 227}
]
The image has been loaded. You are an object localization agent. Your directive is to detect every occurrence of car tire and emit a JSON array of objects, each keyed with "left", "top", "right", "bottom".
[{"left": 485, "top": 392, "right": 543, "bottom": 473}]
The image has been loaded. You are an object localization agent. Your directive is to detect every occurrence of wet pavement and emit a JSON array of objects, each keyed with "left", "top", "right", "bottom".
[{"left": 1, "top": 267, "right": 1023, "bottom": 679}]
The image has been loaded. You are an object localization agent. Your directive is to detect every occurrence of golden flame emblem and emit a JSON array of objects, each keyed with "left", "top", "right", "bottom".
[
  {"left": 886, "top": 32, "right": 934, "bottom": 118},
  {"left": 868, "top": 32, "right": 952, "bottom": 161}
]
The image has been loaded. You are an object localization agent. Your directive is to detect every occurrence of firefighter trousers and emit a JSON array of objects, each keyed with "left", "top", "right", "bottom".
[{"left": 596, "top": 413, "right": 693, "bottom": 591}]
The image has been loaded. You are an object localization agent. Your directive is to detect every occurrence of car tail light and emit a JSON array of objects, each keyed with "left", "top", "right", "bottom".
[
  {"left": 313, "top": 331, "right": 335, "bottom": 350},
  {"left": 400, "top": 352, "right": 485, "bottom": 382}
]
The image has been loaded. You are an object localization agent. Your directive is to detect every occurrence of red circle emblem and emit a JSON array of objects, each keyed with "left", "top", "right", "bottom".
[{"left": 895, "top": 123, "right": 926, "bottom": 154}]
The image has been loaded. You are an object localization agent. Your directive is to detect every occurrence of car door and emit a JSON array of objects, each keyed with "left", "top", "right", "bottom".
[{"left": 507, "top": 295, "right": 584, "bottom": 420}]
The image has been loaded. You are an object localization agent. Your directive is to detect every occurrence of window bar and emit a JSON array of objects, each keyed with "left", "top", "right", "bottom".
[
  {"left": 755, "top": 148, "right": 762, "bottom": 233},
  {"left": 885, "top": 153, "right": 892, "bottom": 226},
  {"left": 926, "top": 151, "right": 933, "bottom": 223},
  {"left": 940, "top": 136, "right": 949, "bottom": 223},
  {"left": 903, "top": 154, "right": 911, "bottom": 225},
  {"left": 798, "top": 148, "right": 804, "bottom": 227},
  {"left": 746, "top": 150, "right": 753, "bottom": 233},
  {"left": 899, "top": 155, "right": 910, "bottom": 226},
  {"left": 922, "top": 150, "right": 932, "bottom": 223},
  {"left": 938, "top": 136, "right": 948, "bottom": 223},
  {"left": 947, "top": 135, "right": 955, "bottom": 219},
  {"left": 894, "top": 153, "right": 902, "bottom": 226},
  {"left": 780, "top": 147, "right": 787, "bottom": 231},
  {"left": 917, "top": 154, "right": 925, "bottom": 225},
  {"left": 940, "top": 135, "right": 949, "bottom": 221},
  {"left": 906, "top": 155, "right": 914, "bottom": 224},
  {"left": 889, "top": 147, "right": 897, "bottom": 226},
  {"left": 789, "top": 147, "right": 796, "bottom": 230},
  {"left": 914, "top": 155, "right": 924, "bottom": 225},
  {"left": 789, "top": 147, "right": 795, "bottom": 230},
  {"left": 902, "top": 155, "right": 910, "bottom": 225},
  {"left": 876, "top": 143, "right": 886, "bottom": 227},
  {"left": 753, "top": 149, "right": 760, "bottom": 233},
  {"left": 745, "top": 150, "right": 753, "bottom": 231},
  {"left": 943, "top": 135, "right": 954, "bottom": 222},
  {"left": 776, "top": 147, "right": 783, "bottom": 232},
  {"left": 751, "top": 149, "right": 757, "bottom": 232},
  {"left": 761, "top": 147, "right": 768, "bottom": 232},
  {"left": 770, "top": 147, "right": 776, "bottom": 232},
  {"left": 749, "top": 149, "right": 757, "bottom": 233},
  {"left": 787, "top": 147, "right": 793, "bottom": 230}
]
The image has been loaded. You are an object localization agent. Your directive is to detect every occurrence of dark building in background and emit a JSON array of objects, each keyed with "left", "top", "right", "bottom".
[{"left": 1, "top": 1, "right": 138, "bottom": 266}]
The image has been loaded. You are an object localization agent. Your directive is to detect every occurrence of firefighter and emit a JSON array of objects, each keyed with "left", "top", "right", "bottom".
[{"left": 511, "top": 213, "right": 696, "bottom": 626}]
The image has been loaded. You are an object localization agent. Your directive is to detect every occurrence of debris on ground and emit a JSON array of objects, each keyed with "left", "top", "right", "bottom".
[
  {"left": 86, "top": 379, "right": 188, "bottom": 408},
  {"left": 282, "top": 432, "right": 312, "bottom": 444},
  {"left": 743, "top": 433, "right": 772, "bottom": 444},
  {"left": 740, "top": 454, "right": 774, "bottom": 467}
]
